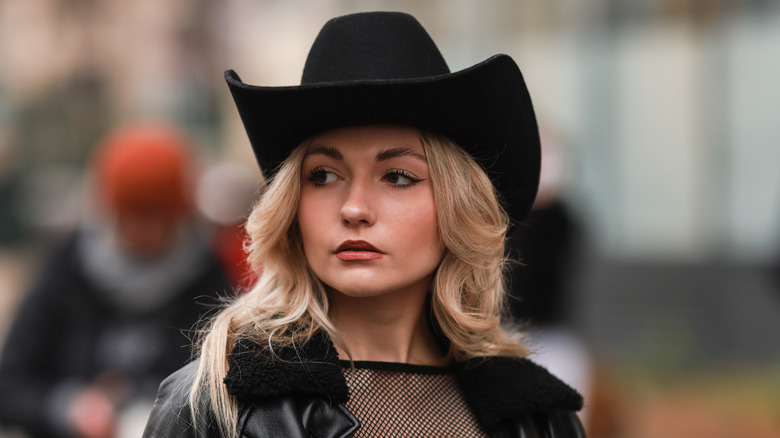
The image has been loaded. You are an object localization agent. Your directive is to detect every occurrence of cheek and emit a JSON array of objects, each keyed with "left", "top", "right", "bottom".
[
  {"left": 297, "top": 192, "right": 332, "bottom": 252},
  {"left": 392, "top": 198, "right": 440, "bottom": 249},
  {"left": 298, "top": 188, "right": 320, "bottom": 222}
]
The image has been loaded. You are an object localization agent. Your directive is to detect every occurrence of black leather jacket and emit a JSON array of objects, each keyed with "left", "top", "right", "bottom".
[{"left": 143, "top": 334, "right": 586, "bottom": 438}]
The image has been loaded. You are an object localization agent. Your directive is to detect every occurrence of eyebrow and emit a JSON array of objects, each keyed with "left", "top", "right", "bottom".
[
  {"left": 305, "top": 145, "right": 343, "bottom": 160},
  {"left": 305, "top": 145, "right": 427, "bottom": 163},
  {"left": 376, "top": 147, "right": 427, "bottom": 163}
]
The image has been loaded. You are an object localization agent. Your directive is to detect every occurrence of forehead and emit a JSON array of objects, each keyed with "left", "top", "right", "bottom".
[{"left": 305, "top": 125, "right": 424, "bottom": 156}]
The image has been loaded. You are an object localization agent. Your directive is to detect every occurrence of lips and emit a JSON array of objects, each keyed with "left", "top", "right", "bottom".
[{"left": 335, "top": 240, "right": 384, "bottom": 261}]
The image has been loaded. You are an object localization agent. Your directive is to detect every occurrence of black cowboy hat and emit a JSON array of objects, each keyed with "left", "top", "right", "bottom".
[{"left": 225, "top": 11, "right": 540, "bottom": 223}]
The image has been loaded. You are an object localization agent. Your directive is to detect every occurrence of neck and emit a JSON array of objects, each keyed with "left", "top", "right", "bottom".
[{"left": 329, "top": 285, "right": 447, "bottom": 366}]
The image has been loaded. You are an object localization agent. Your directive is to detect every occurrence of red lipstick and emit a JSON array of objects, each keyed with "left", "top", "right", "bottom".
[{"left": 335, "top": 240, "right": 384, "bottom": 261}]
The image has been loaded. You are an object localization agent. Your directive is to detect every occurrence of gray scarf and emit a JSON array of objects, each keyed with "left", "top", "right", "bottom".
[{"left": 77, "top": 220, "right": 209, "bottom": 314}]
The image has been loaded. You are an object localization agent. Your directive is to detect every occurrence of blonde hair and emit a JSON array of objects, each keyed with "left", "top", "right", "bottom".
[
  {"left": 190, "top": 130, "right": 526, "bottom": 438},
  {"left": 422, "top": 132, "right": 527, "bottom": 361}
]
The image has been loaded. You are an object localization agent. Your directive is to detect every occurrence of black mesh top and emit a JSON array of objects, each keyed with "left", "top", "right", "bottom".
[{"left": 341, "top": 361, "right": 488, "bottom": 438}]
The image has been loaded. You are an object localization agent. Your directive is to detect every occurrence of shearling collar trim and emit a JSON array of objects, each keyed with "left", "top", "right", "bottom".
[
  {"left": 223, "top": 331, "right": 583, "bottom": 430},
  {"left": 454, "top": 356, "right": 584, "bottom": 429},
  {"left": 223, "top": 332, "right": 349, "bottom": 404}
]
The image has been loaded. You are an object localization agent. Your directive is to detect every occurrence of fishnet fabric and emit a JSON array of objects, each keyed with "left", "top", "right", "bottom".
[{"left": 342, "top": 363, "right": 488, "bottom": 438}]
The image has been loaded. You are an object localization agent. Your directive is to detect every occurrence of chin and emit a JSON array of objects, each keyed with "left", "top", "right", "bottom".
[{"left": 326, "top": 283, "right": 386, "bottom": 299}]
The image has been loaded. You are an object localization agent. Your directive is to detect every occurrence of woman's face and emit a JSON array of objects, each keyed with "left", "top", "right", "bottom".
[{"left": 297, "top": 125, "right": 444, "bottom": 299}]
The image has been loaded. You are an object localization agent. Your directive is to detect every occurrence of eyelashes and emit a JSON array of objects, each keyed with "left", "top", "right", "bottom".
[
  {"left": 305, "top": 167, "right": 424, "bottom": 189},
  {"left": 306, "top": 167, "right": 337, "bottom": 187},
  {"left": 383, "top": 169, "right": 423, "bottom": 188}
]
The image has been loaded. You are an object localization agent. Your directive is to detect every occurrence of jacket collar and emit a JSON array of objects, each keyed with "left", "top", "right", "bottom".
[
  {"left": 224, "top": 332, "right": 349, "bottom": 404},
  {"left": 223, "top": 331, "right": 582, "bottom": 431}
]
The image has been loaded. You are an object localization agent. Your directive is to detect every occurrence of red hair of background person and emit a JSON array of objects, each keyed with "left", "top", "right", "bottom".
[{"left": 94, "top": 123, "right": 192, "bottom": 218}]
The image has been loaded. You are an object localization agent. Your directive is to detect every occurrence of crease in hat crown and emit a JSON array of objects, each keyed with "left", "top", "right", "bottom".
[{"left": 301, "top": 11, "right": 451, "bottom": 84}]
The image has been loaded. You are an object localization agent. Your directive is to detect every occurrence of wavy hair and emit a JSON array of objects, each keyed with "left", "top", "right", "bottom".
[{"left": 190, "top": 130, "right": 526, "bottom": 438}]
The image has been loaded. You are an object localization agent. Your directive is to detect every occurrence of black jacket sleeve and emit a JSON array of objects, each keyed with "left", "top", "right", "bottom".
[{"left": 143, "top": 361, "right": 216, "bottom": 438}]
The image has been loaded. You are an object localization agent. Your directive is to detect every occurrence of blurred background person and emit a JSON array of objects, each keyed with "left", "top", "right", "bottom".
[
  {"left": 0, "top": 122, "right": 231, "bottom": 438},
  {"left": 508, "top": 127, "right": 579, "bottom": 330},
  {"left": 507, "top": 127, "right": 594, "bottom": 428}
]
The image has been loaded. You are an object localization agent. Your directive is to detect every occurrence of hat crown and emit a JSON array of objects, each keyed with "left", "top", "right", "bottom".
[{"left": 302, "top": 12, "right": 450, "bottom": 84}]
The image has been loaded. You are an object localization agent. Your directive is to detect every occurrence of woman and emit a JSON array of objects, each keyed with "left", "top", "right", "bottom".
[{"left": 144, "top": 11, "right": 585, "bottom": 438}]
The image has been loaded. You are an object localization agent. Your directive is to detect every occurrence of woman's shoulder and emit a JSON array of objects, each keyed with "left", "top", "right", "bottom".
[
  {"left": 157, "top": 360, "right": 201, "bottom": 395},
  {"left": 143, "top": 361, "right": 217, "bottom": 438},
  {"left": 494, "top": 410, "right": 586, "bottom": 438},
  {"left": 454, "top": 356, "right": 584, "bottom": 433}
]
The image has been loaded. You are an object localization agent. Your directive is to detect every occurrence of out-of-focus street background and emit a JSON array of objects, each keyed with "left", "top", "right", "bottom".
[{"left": 1, "top": 1, "right": 778, "bottom": 437}]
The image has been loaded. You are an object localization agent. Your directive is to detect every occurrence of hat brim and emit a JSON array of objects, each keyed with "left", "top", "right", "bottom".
[{"left": 225, "top": 54, "right": 540, "bottom": 223}]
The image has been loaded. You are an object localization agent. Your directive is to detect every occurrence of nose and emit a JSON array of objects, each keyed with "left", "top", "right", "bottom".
[{"left": 340, "top": 180, "right": 376, "bottom": 226}]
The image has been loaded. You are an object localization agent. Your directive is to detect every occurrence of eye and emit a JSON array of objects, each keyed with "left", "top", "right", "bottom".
[
  {"left": 383, "top": 169, "right": 423, "bottom": 188},
  {"left": 307, "top": 167, "right": 338, "bottom": 187}
]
